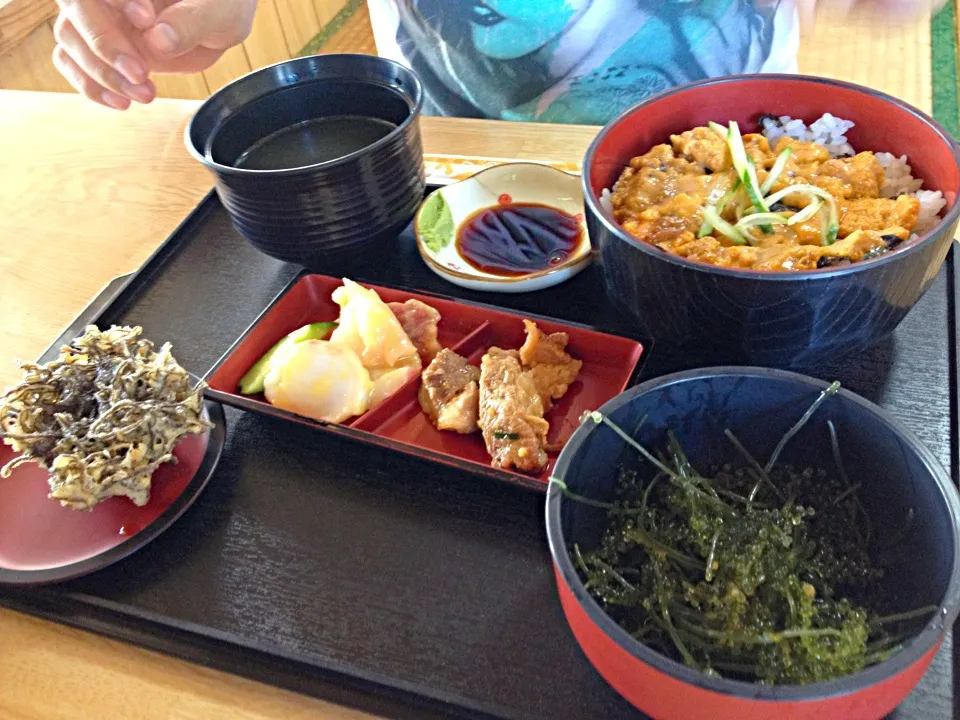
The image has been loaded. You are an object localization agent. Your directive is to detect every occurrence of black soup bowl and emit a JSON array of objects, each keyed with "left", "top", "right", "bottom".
[
  {"left": 583, "top": 75, "right": 960, "bottom": 367},
  {"left": 185, "top": 53, "right": 425, "bottom": 268}
]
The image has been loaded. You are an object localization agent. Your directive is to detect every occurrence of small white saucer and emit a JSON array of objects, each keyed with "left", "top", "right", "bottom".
[{"left": 413, "top": 163, "right": 593, "bottom": 294}]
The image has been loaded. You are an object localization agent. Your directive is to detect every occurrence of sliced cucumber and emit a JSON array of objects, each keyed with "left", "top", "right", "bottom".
[
  {"left": 698, "top": 179, "right": 742, "bottom": 237},
  {"left": 728, "top": 122, "right": 769, "bottom": 215},
  {"left": 238, "top": 321, "right": 338, "bottom": 395},
  {"left": 787, "top": 199, "right": 822, "bottom": 225},
  {"left": 702, "top": 206, "right": 749, "bottom": 246},
  {"left": 760, "top": 147, "right": 792, "bottom": 195},
  {"left": 708, "top": 121, "right": 728, "bottom": 139},
  {"left": 736, "top": 212, "right": 790, "bottom": 230}
]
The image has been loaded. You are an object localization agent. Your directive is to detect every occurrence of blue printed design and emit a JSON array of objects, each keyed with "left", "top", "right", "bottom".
[{"left": 393, "top": 0, "right": 781, "bottom": 124}]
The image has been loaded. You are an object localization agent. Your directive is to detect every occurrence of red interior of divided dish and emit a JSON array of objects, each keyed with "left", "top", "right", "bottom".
[
  {"left": 588, "top": 76, "right": 960, "bottom": 212},
  {"left": 206, "top": 275, "right": 645, "bottom": 489}
]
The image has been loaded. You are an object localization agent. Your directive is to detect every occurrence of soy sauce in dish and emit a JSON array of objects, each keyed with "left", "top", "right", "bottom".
[
  {"left": 235, "top": 115, "right": 396, "bottom": 170},
  {"left": 455, "top": 204, "right": 583, "bottom": 277}
]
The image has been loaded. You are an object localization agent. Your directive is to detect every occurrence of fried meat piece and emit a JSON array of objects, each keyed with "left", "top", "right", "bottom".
[
  {"left": 418, "top": 349, "right": 480, "bottom": 434},
  {"left": 518, "top": 319, "right": 582, "bottom": 410},
  {"left": 477, "top": 348, "right": 549, "bottom": 473},
  {"left": 837, "top": 196, "right": 920, "bottom": 238},
  {"left": 670, "top": 127, "right": 732, "bottom": 173},
  {"left": 389, "top": 299, "right": 442, "bottom": 364}
]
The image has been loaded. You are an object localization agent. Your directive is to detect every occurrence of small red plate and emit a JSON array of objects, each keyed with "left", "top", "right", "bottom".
[
  {"left": 0, "top": 401, "right": 225, "bottom": 585},
  {"left": 205, "top": 275, "right": 645, "bottom": 491}
]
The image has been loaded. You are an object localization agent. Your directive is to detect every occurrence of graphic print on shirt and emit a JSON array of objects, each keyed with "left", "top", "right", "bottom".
[{"left": 382, "top": 0, "right": 792, "bottom": 124}]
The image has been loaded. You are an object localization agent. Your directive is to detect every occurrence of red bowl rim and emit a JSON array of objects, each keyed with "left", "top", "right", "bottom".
[
  {"left": 545, "top": 365, "right": 960, "bottom": 701},
  {"left": 581, "top": 73, "right": 960, "bottom": 281}
]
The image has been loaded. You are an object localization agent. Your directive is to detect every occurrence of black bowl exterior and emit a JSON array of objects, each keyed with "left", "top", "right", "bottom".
[
  {"left": 546, "top": 368, "right": 960, "bottom": 705},
  {"left": 589, "top": 211, "right": 958, "bottom": 367},
  {"left": 185, "top": 54, "right": 425, "bottom": 268},
  {"left": 582, "top": 74, "right": 960, "bottom": 368}
]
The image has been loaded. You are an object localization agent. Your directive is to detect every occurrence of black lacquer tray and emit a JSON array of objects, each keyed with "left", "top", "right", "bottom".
[{"left": 1, "top": 190, "right": 957, "bottom": 720}]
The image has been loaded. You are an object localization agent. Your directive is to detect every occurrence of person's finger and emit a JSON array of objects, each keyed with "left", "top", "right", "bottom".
[
  {"left": 56, "top": 0, "right": 148, "bottom": 84},
  {"left": 98, "top": 0, "right": 156, "bottom": 30},
  {"left": 52, "top": 44, "right": 131, "bottom": 110},
  {"left": 112, "top": 0, "right": 157, "bottom": 30},
  {"left": 54, "top": 16, "right": 156, "bottom": 104},
  {"left": 142, "top": 0, "right": 255, "bottom": 58},
  {"left": 144, "top": 46, "right": 226, "bottom": 74}
]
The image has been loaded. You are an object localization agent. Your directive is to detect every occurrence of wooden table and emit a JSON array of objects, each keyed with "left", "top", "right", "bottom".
[
  {"left": 0, "top": 8, "right": 946, "bottom": 711},
  {"left": 0, "top": 88, "right": 601, "bottom": 719}
]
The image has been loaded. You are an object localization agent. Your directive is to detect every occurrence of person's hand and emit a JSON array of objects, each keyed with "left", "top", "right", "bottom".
[
  {"left": 53, "top": 0, "right": 257, "bottom": 110},
  {"left": 797, "top": 0, "right": 948, "bottom": 32}
]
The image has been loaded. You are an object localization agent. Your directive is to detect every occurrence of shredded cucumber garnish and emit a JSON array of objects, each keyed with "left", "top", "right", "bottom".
[
  {"left": 708, "top": 121, "right": 728, "bottom": 139},
  {"left": 760, "top": 147, "right": 792, "bottom": 195},
  {"left": 764, "top": 183, "right": 839, "bottom": 245},
  {"left": 820, "top": 205, "right": 840, "bottom": 245},
  {"left": 699, "top": 180, "right": 742, "bottom": 237},
  {"left": 736, "top": 213, "right": 790, "bottom": 229},
  {"left": 764, "top": 184, "right": 813, "bottom": 207},
  {"left": 703, "top": 206, "right": 748, "bottom": 245},
  {"left": 787, "top": 199, "right": 822, "bottom": 226},
  {"left": 728, "top": 122, "right": 769, "bottom": 213},
  {"left": 695, "top": 121, "right": 841, "bottom": 247}
]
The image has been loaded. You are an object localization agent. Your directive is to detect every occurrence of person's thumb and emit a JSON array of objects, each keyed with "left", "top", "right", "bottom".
[{"left": 142, "top": 0, "right": 254, "bottom": 58}]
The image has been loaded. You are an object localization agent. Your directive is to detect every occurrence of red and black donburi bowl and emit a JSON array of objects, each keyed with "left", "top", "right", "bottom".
[
  {"left": 185, "top": 53, "right": 425, "bottom": 269},
  {"left": 546, "top": 368, "right": 960, "bottom": 720},
  {"left": 583, "top": 75, "right": 960, "bottom": 367}
]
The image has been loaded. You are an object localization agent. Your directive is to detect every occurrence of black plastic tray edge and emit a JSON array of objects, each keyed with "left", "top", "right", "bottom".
[
  {"left": 5, "top": 191, "right": 954, "bottom": 720},
  {"left": 949, "top": 246, "right": 960, "bottom": 720},
  {"left": 34, "top": 190, "right": 223, "bottom": 365},
  {"left": 0, "top": 589, "right": 503, "bottom": 720},
  {"left": 0, "top": 191, "right": 546, "bottom": 720},
  {"left": 200, "top": 268, "right": 652, "bottom": 495}
]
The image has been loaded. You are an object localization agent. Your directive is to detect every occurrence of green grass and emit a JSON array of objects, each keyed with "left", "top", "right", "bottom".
[
  {"left": 931, "top": 1, "right": 959, "bottom": 137},
  {"left": 298, "top": 0, "right": 367, "bottom": 57}
]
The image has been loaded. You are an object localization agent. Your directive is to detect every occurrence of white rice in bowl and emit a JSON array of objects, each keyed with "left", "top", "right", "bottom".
[
  {"left": 759, "top": 113, "right": 857, "bottom": 159},
  {"left": 600, "top": 187, "right": 614, "bottom": 214},
  {"left": 759, "top": 114, "right": 946, "bottom": 239},
  {"left": 599, "top": 113, "right": 947, "bottom": 249}
]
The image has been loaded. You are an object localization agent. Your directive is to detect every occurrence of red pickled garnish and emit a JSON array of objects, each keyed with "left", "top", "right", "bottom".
[{"left": 498, "top": 193, "right": 512, "bottom": 205}]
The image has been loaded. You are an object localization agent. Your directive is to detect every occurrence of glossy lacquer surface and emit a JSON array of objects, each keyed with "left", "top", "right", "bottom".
[
  {"left": 584, "top": 75, "right": 960, "bottom": 367},
  {"left": 205, "top": 274, "right": 645, "bottom": 491},
  {"left": 548, "top": 369, "right": 960, "bottom": 720},
  {"left": 186, "top": 54, "right": 426, "bottom": 267},
  {"left": 0, "top": 401, "right": 225, "bottom": 585},
  {"left": 0, "top": 197, "right": 956, "bottom": 720}
]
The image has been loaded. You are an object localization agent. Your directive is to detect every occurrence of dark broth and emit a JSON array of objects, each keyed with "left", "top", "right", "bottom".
[
  {"left": 455, "top": 204, "right": 582, "bottom": 277},
  {"left": 235, "top": 116, "right": 396, "bottom": 170},
  {"left": 207, "top": 79, "right": 412, "bottom": 170}
]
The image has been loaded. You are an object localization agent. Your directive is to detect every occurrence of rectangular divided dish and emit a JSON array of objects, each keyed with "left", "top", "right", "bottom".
[{"left": 204, "top": 274, "right": 646, "bottom": 490}]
